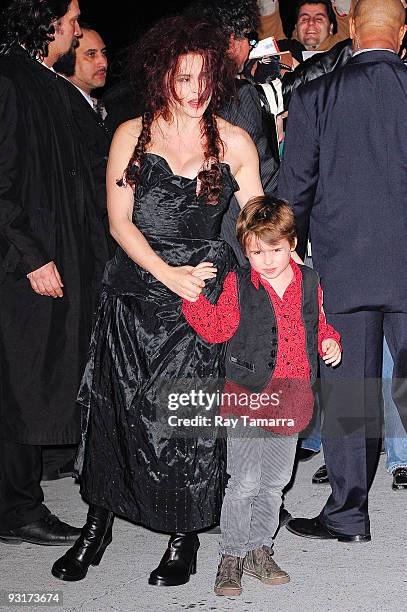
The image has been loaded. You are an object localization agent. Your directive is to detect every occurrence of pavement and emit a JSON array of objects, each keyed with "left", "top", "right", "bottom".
[{"left": 0, "top": 453, "right": 406, "bottom": 612}]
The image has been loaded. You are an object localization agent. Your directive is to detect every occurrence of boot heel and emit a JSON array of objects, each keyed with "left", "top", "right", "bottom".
[
  {"left": 91, "top": 540, "right": 109, "bottom": 566},
  {"left": 190, "top": 552, "right": 197, "bottom": 575},
  {"left": 148, "top": 533, "right": 200, "bottom": 586},
  {"left": 91, "top": 528, "right": 113, "bottom": 566}
]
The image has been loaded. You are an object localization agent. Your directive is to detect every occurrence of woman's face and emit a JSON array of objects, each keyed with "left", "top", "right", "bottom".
[{"left": 170, "top": 53, "right": 212, "bottom": 119}]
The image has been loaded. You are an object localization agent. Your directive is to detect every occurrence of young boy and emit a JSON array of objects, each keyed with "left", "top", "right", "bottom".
[{"left": 183, "top": 196, "right": 341, "bottom": 596}]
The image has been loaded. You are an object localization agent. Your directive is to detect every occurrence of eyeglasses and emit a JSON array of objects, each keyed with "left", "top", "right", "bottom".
[{"left": 243, "top": 31, "right": 259, "bottom": 49}]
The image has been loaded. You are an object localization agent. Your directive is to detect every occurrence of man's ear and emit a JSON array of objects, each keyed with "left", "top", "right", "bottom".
[
  {"left": 228, "top": 33, "right": 237, "bottom": 54},
  {"left": 349, "top": 16, "right": 356, "bottom": 40},
  {"left": 291, "top": 237, "right": 298, "bottom": 251},
  {"left": 329, "top": 23, "right": 334, "bottom": 35},
  {"left": 399, "top": 25, "right": 407, "bottom": 51}
]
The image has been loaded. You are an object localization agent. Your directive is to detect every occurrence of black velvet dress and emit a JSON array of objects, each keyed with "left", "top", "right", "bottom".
[{"left": 77, "top": 153, "right": 238, "bottom": 532}]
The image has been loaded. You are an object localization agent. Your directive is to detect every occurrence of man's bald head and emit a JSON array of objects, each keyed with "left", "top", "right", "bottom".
[
  {"left": 350, "top": 0, "right": 407, "bottom": 51},
  {"left": 354, "top": 0, "right": 405, "bottom": 28}
]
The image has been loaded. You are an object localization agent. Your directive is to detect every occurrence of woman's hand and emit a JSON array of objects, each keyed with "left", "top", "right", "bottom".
[
  {"left": 191, "top": 261, "right": 217, "bottom": 281},
  {"left": 160, "top": 265, "right": 207, "bottom": 301}
]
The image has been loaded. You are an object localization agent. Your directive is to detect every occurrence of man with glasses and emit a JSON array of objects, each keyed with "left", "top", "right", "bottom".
[{"left": 185, "top": 0, "right": 280, "bottom": 266}]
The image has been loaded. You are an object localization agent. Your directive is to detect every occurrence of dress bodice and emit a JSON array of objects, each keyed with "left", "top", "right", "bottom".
[
  {"left": 133, "top": 153, "right": 238, "bottom": 241},
  {"left": 102, "top": 153, "right": 238, "bottom": 298}
]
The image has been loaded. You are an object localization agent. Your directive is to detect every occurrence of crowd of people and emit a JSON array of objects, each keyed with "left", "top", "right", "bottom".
[{"left": 0, "top": 0, "right": 406, "bottom": 599}]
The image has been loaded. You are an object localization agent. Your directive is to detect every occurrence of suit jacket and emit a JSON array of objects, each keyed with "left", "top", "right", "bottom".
[
  {"left": 282, "top": 39, "right": 353, "bottom": 109},
  {"left": 59, "top": 80, "right": 116, "bottom": 264},
  {"left": 0, "top": 46, "right": 111, "bottom": 444},
  {"left": 61, "top": 81, "right": 112, "bottom": 198},
  {"left": 278, "top": 50, "right": 407, "bottom": 314},
  {"left": 219, "top": 79, "right": 279, "bottom": 265}
]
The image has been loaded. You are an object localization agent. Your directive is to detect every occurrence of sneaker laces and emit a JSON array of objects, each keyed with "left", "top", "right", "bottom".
[
  {"left": 261, "top": 547, "right": 281, "bottom": 573},
  {"left": 219, "top": 555, "right": 242, "bottom": 582}
]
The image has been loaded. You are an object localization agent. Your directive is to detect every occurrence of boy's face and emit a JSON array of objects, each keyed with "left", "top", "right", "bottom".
[{"left": 246, "top": 236, "right": 296, "bottom": 282}]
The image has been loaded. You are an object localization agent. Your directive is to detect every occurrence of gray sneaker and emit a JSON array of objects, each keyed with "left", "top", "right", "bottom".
[
  {"left": 214, "top": 554, "right": 244, "bottom": 596},
  {"left": 243, "top": 546, "right": 290, "bottom": 585}
]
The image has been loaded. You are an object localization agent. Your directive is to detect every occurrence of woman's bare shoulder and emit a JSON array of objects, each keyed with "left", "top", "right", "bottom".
[
  {"left": 113, "top": 116, "right": 143, "bottom": 142},
  {"left": 216, "top": 116, "right": 253, "bottom": 150}
]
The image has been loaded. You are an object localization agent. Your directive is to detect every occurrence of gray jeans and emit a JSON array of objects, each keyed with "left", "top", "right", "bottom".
[{"left": 219, "top": 419, "right": 298, "bottom": 557}]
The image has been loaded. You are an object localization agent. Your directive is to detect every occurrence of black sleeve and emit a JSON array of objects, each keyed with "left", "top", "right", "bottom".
[
  {"left": 0, "top": 76, "right": 49, "bottom": 274},
  {"left": 281, "top": 39, "right": 352, "bottom": 110},
  {"left": 228, "top": 82, "right": 279, "bottom": 193},
  {"left": 219, "top": 81, "right": 280, "bottom": 266},
  {"left": 277, "top": 88, "right": 319, "bottom": 260}
]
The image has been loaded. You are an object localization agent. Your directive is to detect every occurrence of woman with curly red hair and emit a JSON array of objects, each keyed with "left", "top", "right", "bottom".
[{"left": 52, "top": 15, "right": 263, "bottom": 587}]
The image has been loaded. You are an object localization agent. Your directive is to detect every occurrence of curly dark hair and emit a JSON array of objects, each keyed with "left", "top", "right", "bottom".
[
  {"left": 0, "top": 0, "right": 70, "bottom": 59},
  {"left": 121, "top": 16, "right": 237, "bottom": 205},
  {"left": 184, "top": 0, "right": 259, "bottom": 38}
]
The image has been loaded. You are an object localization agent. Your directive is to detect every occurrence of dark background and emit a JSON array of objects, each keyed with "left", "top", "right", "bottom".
[
  {"left": 79, "top": 0, "right": 296, "bottom": 54},
  {"left": 0, "top": 1, "right": 297, "bottom": 60}
]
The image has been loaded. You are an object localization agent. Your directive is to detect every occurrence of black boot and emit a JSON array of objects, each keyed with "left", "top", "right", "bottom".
[
  {"left": 51, "top": 505, "right": 113, "bottom": 581},
  {"left": 148, "top": 532, "right": 200, "bottom": 587}
]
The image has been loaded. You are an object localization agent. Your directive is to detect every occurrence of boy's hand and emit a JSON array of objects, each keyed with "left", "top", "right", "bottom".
[
  {"left": 191, "top": 262, "right": 217, "bottom": 281},
  {"left": 321, "top": 339, "right": 342, "bottom": 366}
]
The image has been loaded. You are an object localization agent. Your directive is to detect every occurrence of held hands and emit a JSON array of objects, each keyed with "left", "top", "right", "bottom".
[
  {"left": 27, "top": 261, "right": 64, "bottom": 298},
  {"left": 162, "top": 262, "right": 217, "bottom": 302},
  {"left": 321, "top": 339, "right": 342, "bottom": 367},
  {"left": 191, "top": 262, "right": 217, "bottom": 282}
]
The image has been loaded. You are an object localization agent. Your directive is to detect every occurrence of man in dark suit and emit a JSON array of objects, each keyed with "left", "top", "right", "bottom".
[
  {"left": 41, "top": 24, "right": 115, "bottom": 481},
  {"left": 0, "top": 0, "right": 111, "bottom": 546},
  {"left": 185, "top": 0, "right": 280, "bottom": 265},
  {"left": 278, "top": 0, "right": 407, "bottom": 541},
  {"left": 54, "top": 23, "right": 115, "bottom": 289}
]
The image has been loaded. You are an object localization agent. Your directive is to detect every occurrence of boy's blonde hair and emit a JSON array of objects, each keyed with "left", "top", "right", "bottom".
[{"left": 236, "top": 196, "right": 297, "bottom": 254}]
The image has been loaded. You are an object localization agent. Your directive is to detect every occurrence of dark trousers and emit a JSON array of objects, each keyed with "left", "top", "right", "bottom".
[
  {"left": 42, "top": 445, "right": 76, "bottom": 475},
  {"left": 0, "top": 438, "right": 50, "bottom": 530},
  {"left": 319, "top": 311, "right": 407, "bottom": 535}
]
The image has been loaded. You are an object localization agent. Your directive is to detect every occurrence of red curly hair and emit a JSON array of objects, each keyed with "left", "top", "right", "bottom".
[{"left": 119, "top": 16, "right": 237, "bottom": 204}]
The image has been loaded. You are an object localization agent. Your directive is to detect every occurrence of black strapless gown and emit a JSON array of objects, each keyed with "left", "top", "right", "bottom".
[{"left": 77, "top": 153, "right": 238, "bottom": 532}]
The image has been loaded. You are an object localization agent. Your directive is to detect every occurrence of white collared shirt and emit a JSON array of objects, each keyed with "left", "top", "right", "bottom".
[{"left": 353, "top": 48, "right": 396, "bottom": 57}]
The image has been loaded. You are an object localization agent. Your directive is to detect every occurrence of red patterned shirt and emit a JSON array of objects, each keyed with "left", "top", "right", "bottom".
[{"left": 182, "top": 260, "right": 341, "bottom": 433}]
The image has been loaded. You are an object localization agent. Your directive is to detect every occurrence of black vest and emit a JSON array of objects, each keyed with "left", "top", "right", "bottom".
[{"left": 225, "top": 265, "right": 319, "bottom": 392}]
